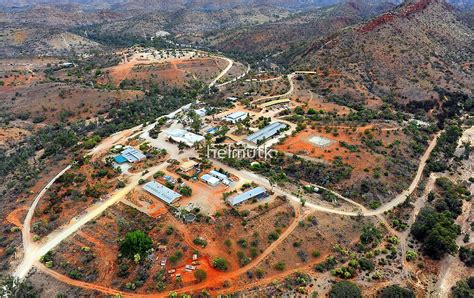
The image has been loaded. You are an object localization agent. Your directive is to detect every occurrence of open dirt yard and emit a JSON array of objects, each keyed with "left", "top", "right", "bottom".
[
  {"left": 40, "top": 194, "right": 300, "bottom": 295},
  {"left": 99, "top": 56, "right": 227, "bottom": 89},
  {"left": 275, "top": 123, "right": 432, "bottom": 205},
  {"left": 0, "top": 127, "right": 31, "bottom": 148}
]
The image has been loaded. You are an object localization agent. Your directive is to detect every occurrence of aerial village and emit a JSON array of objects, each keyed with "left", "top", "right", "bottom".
[
  {"left": 96, "top": 93, "right": 297, "bottom": 281},
  {"left": 110, "top": 96, "right": 292, "bottom": 215}
]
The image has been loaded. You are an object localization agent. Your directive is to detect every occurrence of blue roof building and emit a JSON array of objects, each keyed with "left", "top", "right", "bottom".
[{"left": 114, "top": 155, "right": 128, "bottom": 164}]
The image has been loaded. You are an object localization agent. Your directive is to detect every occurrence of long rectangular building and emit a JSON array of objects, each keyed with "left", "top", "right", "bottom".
[
  {"left": 259, "top": 98, "right": 290, "bottom": 109},
  {"left": 246, "top": 122, "right": 287, "bottom": 144},
  {"left": 143, "top": 181, "right": 181, "bottom": 204},
  {"left": 228, "top": 186, "right": 267, "bottom": 206}
]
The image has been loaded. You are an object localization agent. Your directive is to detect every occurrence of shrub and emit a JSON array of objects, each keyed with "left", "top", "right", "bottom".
[
  {"left": 451, "top": 276, "right": 474, "bottom": 298},
  {"left": 329, "top": 281, "right": 361, "bottom": 298},
  {"left": 274, "top": 262, "right": 285, "bottom": 271},
  {"left": 193, "top": 238, "right": 208, "bottom": 248},
  {"left": 194, "top": 269, "right": 207, "bottom": 282},
  {"left": 360, "top": 225, "right": 382, "bottom": 245},
  {"left": 411, "top": 208, "right": 460, "bottom": 259},
  {"left": 358, "top": 258, "right": 374, "bottom": 271},
  {"left": 406, "top": 250, "right": 417, "bottom": 261},
  {"left": 213, "top": 258, "right": 228, "bottom": 271},
  {"left": 379, "top": 285, "right": 415, "bottom": 298},
  {"left": 459, "top": 246, "right": 474, "bottom": 267}
]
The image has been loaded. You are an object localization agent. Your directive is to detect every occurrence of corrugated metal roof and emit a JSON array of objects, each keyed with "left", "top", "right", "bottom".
[
  {"left": 143, "top": 181, "right": 181, "bottom": 204},
  {"left": 121, "top": 146, "right": 146, "bottom": 163},
  {"left": 201, "top": 174, "right": 220, "bottom": 185},
  {"left": 228, "top": 186, "right": 267, "bottom": 206},
  {"left": 259, "top": 98, "right": 290, "bottom": 108},
  {"left": 223, "top": 111, "right": 248, "bottom": 121},
  {"left": 246, "top": 122, "right": 287, "bottom": 144},
  {"left": 167, "top": 128, "right": 205, "bottom": 146}
]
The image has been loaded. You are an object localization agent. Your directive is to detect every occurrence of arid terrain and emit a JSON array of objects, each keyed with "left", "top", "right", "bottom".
[{"left": 0, "top": 0, "right": 472, "bottom": 297}]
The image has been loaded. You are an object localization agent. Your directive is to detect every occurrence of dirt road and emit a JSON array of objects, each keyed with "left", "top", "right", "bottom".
[
  {"left": 208, "top": 57, "right": 233, "bottom": 88},
  {"left": 216, "top": 63, "right": 250, "bottom": 88},
  {"left": 252, "top": 71, "right": 318, "bottom": 103},
  {"left": 31, "top": 200, "right": 307, "bottom": 298},
  {"left": 14, "top": 165, "right": 72, "bottom": 278},
  {"left": 215, "top": 128, "right": 439, "bottom": 218},
  {"left": 14, "top": 161, "right": 170, "bottom": 279}
]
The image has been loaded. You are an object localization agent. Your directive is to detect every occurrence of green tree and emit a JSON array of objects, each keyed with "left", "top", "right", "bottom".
[
  {"left": 120, "top": 230, "right": 152, "bottom": 259},
  {"left": 451, "top": 276, "right": 474, "bottom": 298},
  {"left": 360, "top": 225, "right": 382, "bottom": 245},
  {"left": 329, "top": 281, "right": 362, "bottom": 298},
  {"left": 213, "top": 257, "right": 228, "bottom": 271},
  {"left": 379, "top": 285, "right": 415, "bottom": 298},
  {"left": 194, "top": 269, "right": 207, "bottom": 282},
  {"left": 411, "top": 208, "right": 460, "bottom": 259}
]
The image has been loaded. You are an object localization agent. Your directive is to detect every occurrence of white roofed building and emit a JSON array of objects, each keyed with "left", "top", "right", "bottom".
[
  {"left": 223, "top": 111, "right": 248, "bottom": 124},
  {"left": 201, "top": 174, "right": 220, "bottom": 187},
  {"left": 143, "top": 181, "right": 181, "bottom": 204},
  {"left": 167, "top": 129, "right": 205, "bottom": 147}
]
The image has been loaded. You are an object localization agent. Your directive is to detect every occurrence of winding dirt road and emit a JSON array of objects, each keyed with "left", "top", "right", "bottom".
[{"left": 208, "top": 57, "right": 233, "bottom": 88}]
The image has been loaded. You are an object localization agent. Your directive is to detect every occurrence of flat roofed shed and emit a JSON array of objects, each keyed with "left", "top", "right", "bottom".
[
  {"left": 228, "top": 186, "right": 267, "bottom": 206},
  {"left": 209, "top": 170, "right": 228, "bottom": 180},
  {"left": 180, "top": 160, "right": 197, "bottom": 172},
  {"left": 143, "top": 181, "right": 181, "bottom": 204}
]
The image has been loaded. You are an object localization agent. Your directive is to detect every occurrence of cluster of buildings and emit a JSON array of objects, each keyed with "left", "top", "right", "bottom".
[{"left": 200, "top": 170, "right": 231, "bottom": 187}]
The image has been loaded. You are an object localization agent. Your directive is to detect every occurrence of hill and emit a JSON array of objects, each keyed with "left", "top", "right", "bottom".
[
  {"left": 291, "top": 0, "right": 473, "bottom": 107},
  {"left": 207, "top": 1, "right": 398, "bottom": 60}
]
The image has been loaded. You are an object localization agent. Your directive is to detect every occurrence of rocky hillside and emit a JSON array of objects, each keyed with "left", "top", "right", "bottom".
[
  {"left": 84, "top": 5, "right": 292, "bottom": 39},
  {"left": 3, "top": 0, "right": 471, "bottom": 11},
  {"left": 208, "top": 1, "right": 397, "bottom": 59},
  {"left": 292, "top": 0, "right": 473, "bottom": 107}
]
